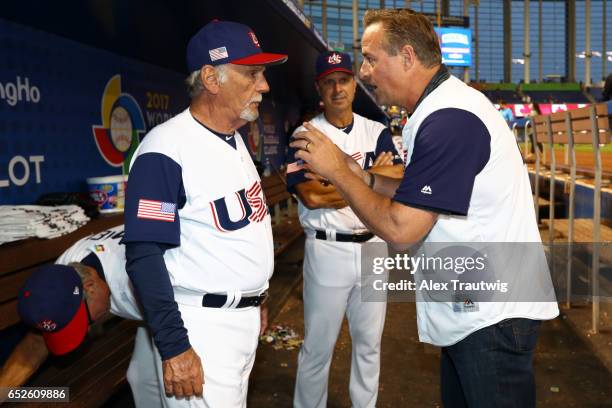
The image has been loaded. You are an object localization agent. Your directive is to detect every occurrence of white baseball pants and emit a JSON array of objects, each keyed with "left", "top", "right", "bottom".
[
  {"left": 127, "top": 325, "right": 164, "bottom": 407},
  {"left": 294, "top": 237, "right": 387, "bottom": 408},
  {"left": 143, "top": 304, "right": 260, "bottom": 408}
]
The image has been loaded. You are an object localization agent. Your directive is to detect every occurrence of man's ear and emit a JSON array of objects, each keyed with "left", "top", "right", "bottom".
[
  {"left": 201, "top": 65, "right": 221, "bottom": 94},
  {"left": 399, "top": 44, "right": 416, "bottom": 71},
  {"left": 314, "top": 80, "right": 321, "bottom": 97},
  {"left": 82, "top": 279, "right": 96, "bottom": 296}
]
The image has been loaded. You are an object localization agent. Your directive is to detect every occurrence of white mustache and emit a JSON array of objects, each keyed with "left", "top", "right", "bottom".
[{"left": 247, "top": 95, "right": 263, "bottom": 105}]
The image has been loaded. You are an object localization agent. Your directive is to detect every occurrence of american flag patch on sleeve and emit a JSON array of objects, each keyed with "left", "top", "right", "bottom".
[
  {"left": 287, "top": 160, "right": 305, "bottom": 174},
  {"left": 137, "top": 199, "right": 176, "bottom": 222}
]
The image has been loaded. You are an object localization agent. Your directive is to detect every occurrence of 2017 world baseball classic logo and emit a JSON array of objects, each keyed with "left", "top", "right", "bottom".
[{"left": 92, "top": 75, "right": 146, "bottom": 174}]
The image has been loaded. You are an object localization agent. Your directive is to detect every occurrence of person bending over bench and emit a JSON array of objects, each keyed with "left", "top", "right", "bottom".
[{"left": 1, "top": 226, "right": 204, "bottom": 406}]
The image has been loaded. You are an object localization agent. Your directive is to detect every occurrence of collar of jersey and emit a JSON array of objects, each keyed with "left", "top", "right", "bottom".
[
  {"left": 80, "top": 252, "right": 106, "bottom": 282},
  {"left": 337, "top": 120, "right": 353, "bottom": 134},
  {"left": 412, "top": 64, "right": 450, "bottom": 113},
  {"left": 190, "top": 113, "right": 237, "bottom": 150},
  {"left": 325, "top": 113, "right": 354, "bottom": 135}
]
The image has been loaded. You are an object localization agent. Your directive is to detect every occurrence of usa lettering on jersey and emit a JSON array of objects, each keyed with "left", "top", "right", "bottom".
[
  {"left": 210, "top": 181, "right": 268, "bottom": 232},
  {"left": 246, "top": 181, "right": 267, "bottom": 223}
]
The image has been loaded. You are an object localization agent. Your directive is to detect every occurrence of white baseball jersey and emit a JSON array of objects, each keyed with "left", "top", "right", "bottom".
[
  {"left": 287, "top": 112, "right": 402, "bottom": 234},
  {"left": 55, "top": 225, "right": 142, "bottom": 321},
  {"left": 56, "top": 226, "right": 162, "bottom": 408},
  {"left": 123, "top": 108, "right": 274, "bottom": 294},
  {"left": 393, "top": 75, "right": 559, "bottom": 347}
]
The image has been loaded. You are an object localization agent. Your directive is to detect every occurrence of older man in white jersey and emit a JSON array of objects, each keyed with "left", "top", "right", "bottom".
[{"left": 123, "top": 20, "right": 287, "bottom": 408}]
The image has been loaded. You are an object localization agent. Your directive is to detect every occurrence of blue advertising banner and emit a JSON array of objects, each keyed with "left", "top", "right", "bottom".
[
  {"left": 434, "top": 27, "right": 472, "bottom": 67},
  {"left": 0, "top": 18, "right": 189, "bottom": 204}
]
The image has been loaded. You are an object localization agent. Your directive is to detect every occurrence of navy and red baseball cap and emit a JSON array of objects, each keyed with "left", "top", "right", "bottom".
[
  {"left": 316, "top": 51, "right": 354, "bottom": 80},
  {"left": 186, "top": 20, "right": 288, "bottom": 71},
  {"left": 18, "top": 265, "right": 89, "bottom": 356}
]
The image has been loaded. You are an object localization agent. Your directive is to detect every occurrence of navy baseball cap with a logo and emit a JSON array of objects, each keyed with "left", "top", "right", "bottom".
[
  {"left": 316, "top": 51, "right": 354, "bottom": 80},
  {"left": 186, "top": 20, "right": 288, "bottom": 71},
  {"left": 18, "top": 265, "right": 89, "bottom": 356}
]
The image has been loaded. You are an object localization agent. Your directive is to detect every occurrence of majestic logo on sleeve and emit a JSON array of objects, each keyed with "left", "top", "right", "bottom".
[
  {"left": 210, "top": 181, "right": 269, "bottom": 232},
  {"left": 92, "top": 75, "right": 146, "bottom": 173}
]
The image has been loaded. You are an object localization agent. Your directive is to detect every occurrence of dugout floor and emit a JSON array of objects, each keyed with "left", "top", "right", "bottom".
[
  {"left": 248, "top": 284, "right": 612, "bottom": 407},
  {"left": 107, "top": 238, "right": 612, "bottom": 407}
]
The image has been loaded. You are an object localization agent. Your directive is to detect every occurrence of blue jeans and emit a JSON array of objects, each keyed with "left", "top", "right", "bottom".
[{"left": 440, "top": 318, "right": 541, "bottom": 408}]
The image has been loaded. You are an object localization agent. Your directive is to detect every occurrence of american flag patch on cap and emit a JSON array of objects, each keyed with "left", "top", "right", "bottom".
[
  {"left": 209, "top": 46, "right": 228, "bottom": 62},
  {"left": 137, "top": 199, "right": 176, "bottom": 222}
]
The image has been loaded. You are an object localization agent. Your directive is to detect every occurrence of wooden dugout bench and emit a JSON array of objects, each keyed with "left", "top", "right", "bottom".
[
  {"left": 526, "top": 104, "right": 612, "bottom": 223},
  {"left": 529, "top": 103, "right": 612, "bottom": 242},
  {"left": 0, "top": 174, "right": 302, "bottom": 407},
  {"left": 529, "top": 102, "right": 612, "bottom": 335}
]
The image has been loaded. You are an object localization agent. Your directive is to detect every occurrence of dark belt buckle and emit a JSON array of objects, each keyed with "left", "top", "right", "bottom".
[
  {"left": 315, "top": 229, "right": 373, "bottom": 243},
  {"left": 202, "top": 293, "right": 227, "bottom": 308},
  {"left": 351, "top": 232, "right": 374, "bottom": 243}
]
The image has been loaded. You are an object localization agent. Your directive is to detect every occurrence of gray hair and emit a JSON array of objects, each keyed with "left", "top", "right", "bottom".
[
  {"left": 68, "top": 262, "right": 92, "bottom": 300},
  {"left": 68, "top": 262, "right": 112, "bottom": 330},
  {"left": 185, "top": 65, "right": 229, "bottom": 98}
]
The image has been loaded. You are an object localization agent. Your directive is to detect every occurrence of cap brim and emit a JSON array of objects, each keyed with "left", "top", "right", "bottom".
[
  {"left": 231, "top": 53, "right": 288, "bottom": 66},
  {"left": 316, "top": 67, "right": 354, "bottom": 80},
  {"left": 42, "top": 302, "right": 89, "bottom": 356}
]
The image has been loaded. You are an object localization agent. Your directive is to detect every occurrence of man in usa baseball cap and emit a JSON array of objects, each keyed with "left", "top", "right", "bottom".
[
  {"left": 186, "top": 20, "right": 287, "bottom": 71},
  {"left": 17, "top": 264, "right": 109, "bottom": 355}
]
